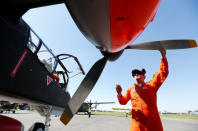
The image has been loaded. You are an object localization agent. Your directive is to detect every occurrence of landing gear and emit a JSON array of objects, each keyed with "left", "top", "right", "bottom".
[
  {"left": 29, "top": 122, "right": 45, "bottom": 131},
  {"left": 28, "top": 114, "right": 51, "bottom": 131},
  {"left": 44, "top": 109, "right": 51, "bottom": 131},
  {"left": 29, "top": 105, "right": 52, "bottom": 131}
]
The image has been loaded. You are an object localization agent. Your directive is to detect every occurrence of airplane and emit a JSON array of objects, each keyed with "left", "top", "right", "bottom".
[
  {"left": 52, "top": 101, "right": 114, "bottom": 117},
  {"left": 77, "top": 101, "right": 115, "bottom": 117},
  {"left": 112, "top": 108, "right": 132, "bottom": 117},
  {"left": 1, "top": 0, "right": 197, "bottom": 130},
  {"left": 0, "top": 101, "right": 18, "bottom": 114}
]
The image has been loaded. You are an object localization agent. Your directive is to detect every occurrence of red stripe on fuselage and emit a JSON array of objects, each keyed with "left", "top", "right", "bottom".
[
  {"left": 10, "top": 49, "right": 28, "bottom": 77},
  {"left": 110, "top": 0, "right": 161, "bottom": 52}
]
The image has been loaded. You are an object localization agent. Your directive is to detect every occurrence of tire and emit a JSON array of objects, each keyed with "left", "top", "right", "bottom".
[{"left": 28, "top": 122, "right": 45, "bottom": 131}]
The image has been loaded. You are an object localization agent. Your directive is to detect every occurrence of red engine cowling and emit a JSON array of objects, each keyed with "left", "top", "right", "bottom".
[{"left": 65, "top": 0, "right": 161, "bottom": 52}]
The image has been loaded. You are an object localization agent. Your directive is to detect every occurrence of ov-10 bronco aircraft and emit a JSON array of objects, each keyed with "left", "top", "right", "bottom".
[
  {"left": 112, "top": 108, "right": 132, "bottom": 117},
  {"left": 78, "top": 101, "right": 115, "bottom": 117},
  {"left": 1, "top": 0, "right": 197, "bottom": 130}
]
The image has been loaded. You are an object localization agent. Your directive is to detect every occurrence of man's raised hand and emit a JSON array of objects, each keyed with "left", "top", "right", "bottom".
[
  {"left": 116, "top": 84, "right": 122, "bottom": 96},
  {"left": 159, "top": 49, "right": 166, "bottom": 58}
]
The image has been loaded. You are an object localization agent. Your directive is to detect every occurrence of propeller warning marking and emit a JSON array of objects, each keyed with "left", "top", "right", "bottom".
[{"left": 47, "top": 75, "right": 53, "bottom": 86}]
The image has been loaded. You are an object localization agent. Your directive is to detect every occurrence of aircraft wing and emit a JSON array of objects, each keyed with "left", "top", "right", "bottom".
[
  {"left": 91, "top": 102, "right": 115, "bottom": 104},
  {"left": 112, "top": 108, "right": 130, "bottom": 111}
]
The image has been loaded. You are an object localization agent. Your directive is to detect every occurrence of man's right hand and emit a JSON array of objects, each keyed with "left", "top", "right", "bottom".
[
  {"left": 116, "top": 84, "right": 122, "bottom": 96},
  {"left": 159, "top": 49, "right": 166, "bottom": 58}
]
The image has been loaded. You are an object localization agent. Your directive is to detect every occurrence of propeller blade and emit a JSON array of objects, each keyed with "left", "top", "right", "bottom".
[
  {"left": 60, "top": 57, "right": 108, "bottom": 125},
  {"left": 126, "top": 40, "right": 197, "bottom": 50}
]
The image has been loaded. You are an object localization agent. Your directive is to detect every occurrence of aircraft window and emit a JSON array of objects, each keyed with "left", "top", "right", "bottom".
[
  {"left": 27, "top": 31, "right": 41, "bottom": 53},
  {"left": 27, "top": 29, "right": 58, "bottom": 73},
  {"left": 56, "top": 54, "right": 85, "bottom": 79},
  {"left": 37, "top": 45, "right": 57, "bottom": 73},
  {"left": 27, "top": 41, "right": 37, "bottom": 53},
  {"left": 53, "top": 54, "right": 85, "bottom": 91}
]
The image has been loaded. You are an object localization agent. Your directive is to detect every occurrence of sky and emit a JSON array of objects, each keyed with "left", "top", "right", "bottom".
[{"left": 23, "top": 0, "right": 198, "bottom": 113}]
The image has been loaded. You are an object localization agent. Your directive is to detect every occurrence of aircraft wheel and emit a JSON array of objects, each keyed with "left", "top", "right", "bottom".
[
  {"left": 28, "top": 122, "right": 45, "bottom": 131},
  {"left": 0, "top": 111, "right": 3, "bottom": 113},
  {"left": 12, "top": 111, "right": 15, "bottom": 113}
]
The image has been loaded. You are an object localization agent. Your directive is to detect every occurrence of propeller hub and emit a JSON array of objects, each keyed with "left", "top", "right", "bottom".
[{"left": 100, "top": 50, "right": 124, "bottom": 61}]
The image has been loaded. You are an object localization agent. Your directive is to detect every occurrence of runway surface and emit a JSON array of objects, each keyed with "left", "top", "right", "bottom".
[{"left": 2, "top": 110, "right": 198, "bottom": 131}]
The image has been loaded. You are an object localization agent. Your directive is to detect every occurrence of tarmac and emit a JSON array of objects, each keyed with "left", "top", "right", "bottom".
[{"left": 2, "top": 110, "right": 198, "bottom": 131}]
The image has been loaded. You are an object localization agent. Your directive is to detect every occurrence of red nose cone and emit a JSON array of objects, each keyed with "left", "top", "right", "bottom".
[
  {"left": 110, "top": 0, "right": 161, "bottom": 52},
  {"left": 65, "top": 0, "right": 161, "bottom": 53}
]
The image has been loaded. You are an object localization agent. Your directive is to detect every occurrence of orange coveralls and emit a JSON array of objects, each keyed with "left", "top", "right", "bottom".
[{"left": 117, "top": 58, "right": 169, "bottom": 131}]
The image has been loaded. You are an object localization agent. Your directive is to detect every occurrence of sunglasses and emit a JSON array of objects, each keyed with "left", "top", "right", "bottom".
[
  {"left": 134, "top": 72, "right": 143, "bottom": 76},
  {"left": 132, "top": 72, "right": 145, "bottom": 77}
]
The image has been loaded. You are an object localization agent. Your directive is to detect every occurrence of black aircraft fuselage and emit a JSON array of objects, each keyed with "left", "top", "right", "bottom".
[
  {"left": 78, "top": 103, "right": 90, "bottom": 113},
  {"left": 0, "top": 1, "right": 94, "bottom": 127},
  {"left": 0, "top": 10, "right": 71, "bottom": 112}
]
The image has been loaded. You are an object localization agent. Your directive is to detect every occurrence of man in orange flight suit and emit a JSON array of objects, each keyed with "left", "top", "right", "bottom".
[{"left": 116, "top": 50, "right": 168, "bottom": 131}]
